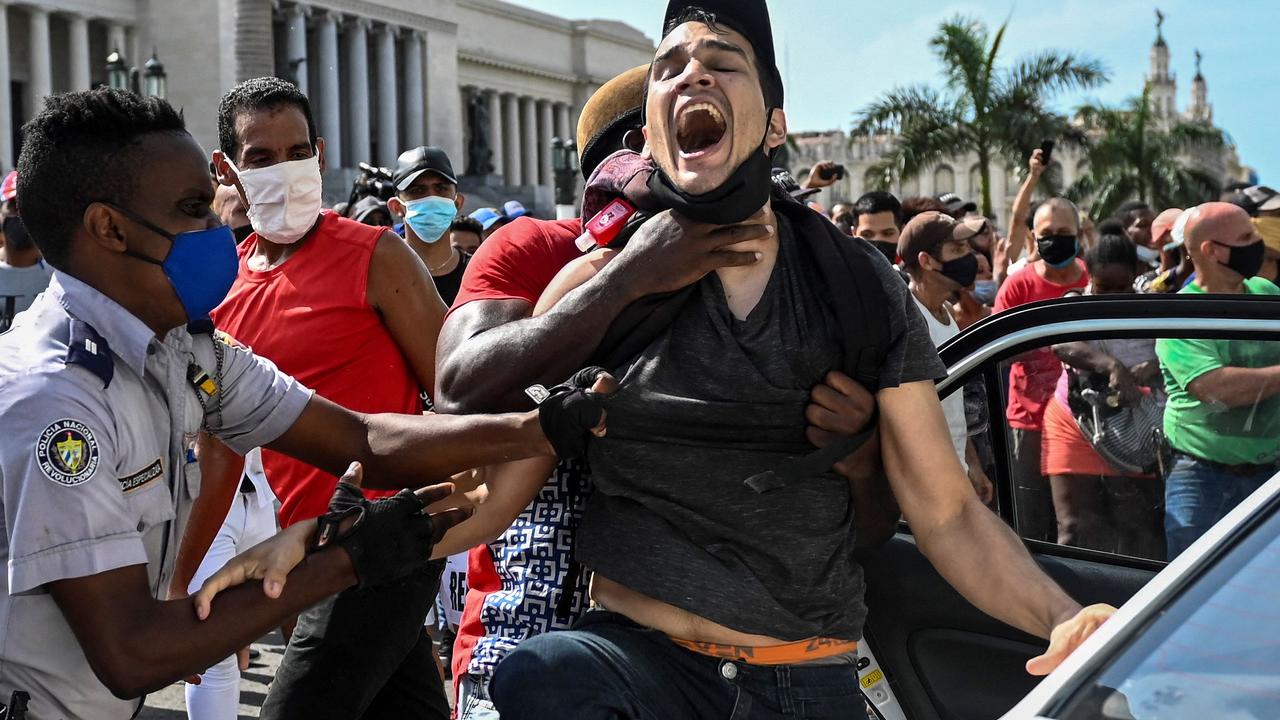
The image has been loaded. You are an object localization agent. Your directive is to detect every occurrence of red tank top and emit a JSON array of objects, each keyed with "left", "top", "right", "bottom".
[{"left": 212, "top": 211, "right": 422, "bottom": 527}]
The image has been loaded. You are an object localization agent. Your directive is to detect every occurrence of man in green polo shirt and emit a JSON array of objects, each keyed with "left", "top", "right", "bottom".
[{"left": 1156, "top": 202, "right": 1280, "bottom": 558}]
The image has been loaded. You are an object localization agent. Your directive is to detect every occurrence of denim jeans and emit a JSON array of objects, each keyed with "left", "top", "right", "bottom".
[
  {"left": 457, "top": 674, "right": 502, "bottom": 720},
  {"left": 260, "top": 560, "right": 449, "bottom": 720},
  {"left": 1165, "top": 455, "right": 1277, "bottom": 559},
  {"left": 490, "top": 611, "right": 868, "bottom": 720}
]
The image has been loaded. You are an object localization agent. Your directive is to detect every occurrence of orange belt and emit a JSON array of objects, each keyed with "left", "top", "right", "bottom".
[{"left": 670, "top": 637, "right": 858, "bottom": 666}]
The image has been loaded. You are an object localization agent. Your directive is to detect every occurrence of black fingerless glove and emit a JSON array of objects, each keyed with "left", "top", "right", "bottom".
[
  {"left": 526, "top": 366, "right": 609, "bottom": 460},
  {"left": 315, "top": 483, "right": 436, "bottom": 588}
]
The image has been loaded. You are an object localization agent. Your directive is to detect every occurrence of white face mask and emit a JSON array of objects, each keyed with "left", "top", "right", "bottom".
[
  {"left": 1136, "top": 244, "right": 1161, "bottom": 266},
  {"left": 227, "top": 155, "right": 323, "bottom": 245}
]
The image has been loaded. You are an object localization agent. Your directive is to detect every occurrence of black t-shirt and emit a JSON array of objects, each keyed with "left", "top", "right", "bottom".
[
  {"left": 431, "top": 250, "right": 471, "bottom": 306},
  {"left": 577, "top": 214, "right": 946, "bottom": 642}
]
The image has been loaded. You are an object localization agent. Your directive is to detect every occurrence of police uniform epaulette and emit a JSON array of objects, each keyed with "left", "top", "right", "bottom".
[
  {"left": 187, "top": 318, "right": 215, "bottom": 335},
  {"left": 66, "top": 319, "right": 114, "bottom": 389}
]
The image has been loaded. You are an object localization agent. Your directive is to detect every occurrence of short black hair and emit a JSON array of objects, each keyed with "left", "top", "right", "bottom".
[
  {"left": 901, "top": 196, "right": 948, "bottom": 228},
  {"left": 15, "top": 87, "right": 186, "bottom": 269},
  {"left": 450, "top": 216, "right": 484, "bottom": 236},
  {"left": 1114, "top": 200, "right": 1152, "bottom": 227},
  {"left": 660, "top": 7, "right": 784, "bottom": 111},
  {"left": 218, "top": 76, "right": 317, "bottom": 161},
  {"left": 1085, "top": 232, "right": 1139, "bottom": 274},
  {"left": 852, "top": 191, "right": 903, "bottom": 227},
  {"left": 1095, "top": 218, "right": 1126, "bottom": 237}
]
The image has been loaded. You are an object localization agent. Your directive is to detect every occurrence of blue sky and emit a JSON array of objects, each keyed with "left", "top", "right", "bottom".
[{"left": 516, "top": 0, "right": 1277, "bottom": 184}]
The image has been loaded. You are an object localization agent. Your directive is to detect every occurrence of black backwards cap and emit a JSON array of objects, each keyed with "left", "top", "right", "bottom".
[{"left": 662, "top": 0, "right": 785, "bottom": 109}]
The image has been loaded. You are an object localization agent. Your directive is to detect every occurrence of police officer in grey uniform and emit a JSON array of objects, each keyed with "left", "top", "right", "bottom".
[{"left": 0, "top": 88, "right": 600, "bottom": 720}]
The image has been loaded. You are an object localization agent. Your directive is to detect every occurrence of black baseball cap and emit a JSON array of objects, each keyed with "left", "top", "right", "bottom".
[
  {"left": 936, "top": 192, "right": 977, "bottom": 216},
  {"left": 1243, "top": 185, "right": 1280, "bottom": 214},
  {"left": 662, "top": 0, "right": 784, "bottom": 108},
  {"left": 392, "top": 146, "right": 457, "bottom": 191}
]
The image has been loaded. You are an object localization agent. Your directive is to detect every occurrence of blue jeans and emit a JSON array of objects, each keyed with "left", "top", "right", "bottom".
[
  {"left": 1165, "top": 455, "right": 1277, "bottom": 559},
  {"left": 457, "top": 674, "right": 501, "bottom": 720},
  {"left": 490, "top": 611, "right": 868, "bottom": 720}
]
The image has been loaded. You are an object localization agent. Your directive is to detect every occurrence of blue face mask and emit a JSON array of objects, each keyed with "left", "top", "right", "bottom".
[
  {"left": 971, "top": 279, "right": 998, "bottom": 305},
  {"left": 106, "top": 203, "right": 240, "bottom": 322},
  {"left": 403, "top": 196, "right": 458, "bottom": 244}
]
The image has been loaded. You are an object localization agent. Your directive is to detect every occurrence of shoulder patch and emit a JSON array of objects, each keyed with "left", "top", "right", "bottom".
[
  {"left": 118, "top": 458, "right": 163, "bottom": 494},
  {"left": 66, "top": 319, "right": 114, "bottom": 388},
  {"left": 36, "top": 419, "right": 101, "bottom": 486}
]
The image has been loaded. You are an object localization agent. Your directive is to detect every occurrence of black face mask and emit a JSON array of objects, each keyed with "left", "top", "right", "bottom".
[
  {"left": 1037, "top": 234, "right": 1079, "bottom": 268},
  {"left": 936, "top": 252, "right": 979, "bottom": 288},
  {"left": 1, "top": 216, "right": 34, "bottom": 252},
  {"left": 232, "top": 224, "right": 254, "bottom": 244},
  {"left": 646, "top": 114, "right": 776, "bottom": 226},
  {"left": 872, "top": 241, "right": 898, "bottom": 263},
  {"left": 1216, "top": 240, "right": 1267, "bottom": 279}
]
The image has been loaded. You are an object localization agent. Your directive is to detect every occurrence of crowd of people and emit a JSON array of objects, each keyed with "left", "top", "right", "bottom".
[
  {"left": 0, "top": 1, "right": 1276, "bottom": 719},
  {"left": 796, "top": 146, "right": 1280, "bottom": 565}
]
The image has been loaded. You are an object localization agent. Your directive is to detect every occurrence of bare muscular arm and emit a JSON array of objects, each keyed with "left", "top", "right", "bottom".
[{"left": 435, "top": 213, "right": 766, "bottom": 414}]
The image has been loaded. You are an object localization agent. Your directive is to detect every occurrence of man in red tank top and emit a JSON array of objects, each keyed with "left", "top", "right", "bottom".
[{"left": 206, "top": 78, "right": 451, "bottom": 720}]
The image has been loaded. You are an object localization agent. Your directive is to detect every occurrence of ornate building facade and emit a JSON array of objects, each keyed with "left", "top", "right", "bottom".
[
  {"left": 789, "top": 17, "right": 1248, "bottom": 224},
  {"left": 0, "top": 0, "right": 654, "bottom": 211}
]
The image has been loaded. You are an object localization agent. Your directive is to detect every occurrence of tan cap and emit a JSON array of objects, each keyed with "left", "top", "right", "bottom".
[
  {"left": 576, "top": 65, "right": 649, "bottom": 178},
  {"left": 898, "top": 211, "right": 985, "bottom": 269}
]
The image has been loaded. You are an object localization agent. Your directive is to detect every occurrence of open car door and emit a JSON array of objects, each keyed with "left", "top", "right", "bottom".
[{"left": 858, "top": 294, "right": 1280, "bottom": 720}]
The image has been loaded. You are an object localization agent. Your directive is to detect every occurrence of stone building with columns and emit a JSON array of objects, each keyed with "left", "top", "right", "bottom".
[{"left": 0, "top": 0, "right": 654, "bottom": 213}]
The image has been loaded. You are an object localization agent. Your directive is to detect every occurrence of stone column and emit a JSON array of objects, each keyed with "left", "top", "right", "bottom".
[
  {"left": 555, "top": 103, "right": 572, "bottom": 146},
  {"left": 423, "top": 27, "right": 463, "bottom": 165},
  {"left": 108, "top": 23, "right": 128, "bottom": 57},
  {"left": 537, "top": 100, "right": 553, "bottom": 186},
  {"left": 502, "top": 93, "right": 520, "bottom": 186},
  {"left": 68, "top": 14, "right": 91, "bottom": 92},
  {"left": 374, "top": 24, "right": 398, "bottom": 166},
  {"left": 0, "top": 4, "right": 11, "bottom": 169},
  {"left": 402, "top": 31, "right": 424, "bottom": 149},
  {"left": 284, "top": 3, "right": 309, "bottom": 95},
  {"left": 27, "top": 8, "right": 52, "bottom": 120},
  {"left": 344, "top": 18, "right": 371, "bottom": 166},
  {"left": 520, "top": 97, "right": 538, "bottom": 187},
  {"left": 314, "top": 10, "right": 342, "bottom": 167},
  {"left": 487, "top": 90, "right": 504, "bottom": 179}
]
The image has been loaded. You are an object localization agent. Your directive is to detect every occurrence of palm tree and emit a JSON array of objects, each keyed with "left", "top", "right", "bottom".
[
  {"left": 853, "top": 16, "right": 1108, "bottom": 217},
  {"left": 1067, "top": 88, "right": 1226, "bottom": 219}
]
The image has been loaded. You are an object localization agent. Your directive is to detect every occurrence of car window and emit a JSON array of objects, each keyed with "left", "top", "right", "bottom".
[
  {"left": 990, "top": 334, "right": 1280, "bottom": 563},
  {"left": 1049, "top": 497, "right": 1280, "bottom": 719}
]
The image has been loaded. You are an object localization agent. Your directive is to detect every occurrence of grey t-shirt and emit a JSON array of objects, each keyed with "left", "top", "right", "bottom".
[
  {"left": 577, "top": 215, "right": 946, "bottom": 642},
  {"left": 0, "top": 260, "right": 53, "bottom": 331}
]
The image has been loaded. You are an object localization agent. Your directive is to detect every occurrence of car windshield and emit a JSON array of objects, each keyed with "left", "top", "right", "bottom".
[{"left": 1051, "top": 489, "right": 1280, "bottom": 720}]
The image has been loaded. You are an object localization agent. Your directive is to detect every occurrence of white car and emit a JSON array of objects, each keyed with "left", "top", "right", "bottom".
[
  {"left": 1001, "top": 468, "right": 1280, "bottom": 719},
  {"left": 857, "top": 293, "right": 1280, "bottom": 720}
]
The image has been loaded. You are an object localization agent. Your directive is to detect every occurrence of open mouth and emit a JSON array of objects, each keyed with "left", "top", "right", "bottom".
[{"left": 676, "top": 102, "right": 727, "bottom": 157}]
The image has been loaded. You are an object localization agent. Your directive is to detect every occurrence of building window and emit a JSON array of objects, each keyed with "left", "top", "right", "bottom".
[{"left": 934, "top": 165, "right": 955, "bottom": 195}]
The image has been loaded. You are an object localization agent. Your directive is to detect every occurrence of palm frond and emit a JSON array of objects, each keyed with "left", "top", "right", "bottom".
[
  {"left": 1001, "top": 51, "right": 1109, "bottom": 100},
  {"left": 1162, "top": 121, "right": 1227, "bottom": 155},
  {"left": 882, "top": 122, "right": 973, "bottom": 183},
  {"left": 930, "top": 16, "right": 990, "bottom": 100},
  {"left": 853, "top": 85, "right": 958, "bottom": 136},
  {"left": 978, "top": 19, "right": 1009, "bottom": 113}
]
